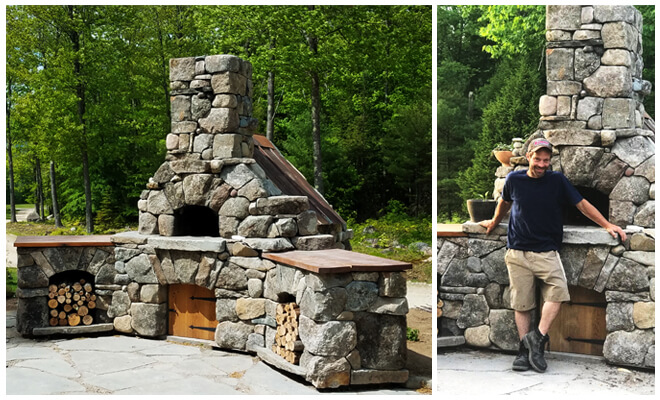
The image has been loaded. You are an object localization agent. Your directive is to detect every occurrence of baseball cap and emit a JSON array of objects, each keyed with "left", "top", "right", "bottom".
[{"left": 528, "top": 138, "right": 552, "bottom": 153}]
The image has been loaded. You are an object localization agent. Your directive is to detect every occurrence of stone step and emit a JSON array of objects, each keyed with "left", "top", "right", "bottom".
[{"left": 32, "top": 323, "right": 114, "bottom": 336}]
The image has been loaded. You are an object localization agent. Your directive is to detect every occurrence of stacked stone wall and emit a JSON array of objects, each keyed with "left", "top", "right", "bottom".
[
  {"left": 111, "top": 231, "right": 408, "bottom": 388},
  {"left": 14, "top": 246, "right": 117, "bottom": 335},
  {"left": 438, "top": 224, "right": 655, "bottom": 369}
]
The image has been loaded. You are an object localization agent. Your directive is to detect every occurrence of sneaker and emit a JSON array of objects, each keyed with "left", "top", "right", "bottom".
[
  {"left": 523, "top": 328, "right": 549, "bottom": 372},
  {"left": 512, "top": 341, "right": 530, "bottom": 371}
]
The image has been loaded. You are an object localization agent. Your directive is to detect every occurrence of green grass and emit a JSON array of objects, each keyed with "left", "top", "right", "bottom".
[
  {"left": 6, "top": 268, "right": 17, "bottom": 298},
  {"left": 348, "top": 214, "right": 432, "bottom": 283}
]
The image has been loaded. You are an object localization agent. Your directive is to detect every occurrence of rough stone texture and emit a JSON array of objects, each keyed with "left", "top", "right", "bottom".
[
  {"left": 546, "top": 48, "right": 574, "bottom": 81},
  {"left": 368, "top": 297, "right": 408, "bottom": 315},
  {"left": 140, "top": 284, "right": 167, "bottom": 303},
  {"left": 575, "top": 48, "right": 601, "bottom": 81},
  {"left": 378, "top": 272, "right": 407, "bottom": 298},
  {"left": 235, "top": 298, "right": 265, "bottom": 320},
  {"left": 297, "top": 210, "right": 318, "bottom": 236},
  {"left": 254, "top": 196, "right": 309, "bottom": 215},
  {"left": 130, "top": 303, "right": 167, "bottom": 337},
  {"left": 606, "top": 258, "right": 649, "bottom": 292},
  {"left": 578, "top": 246, "right": 609, "bottom": 288},
  {"left": 247, "top": 278, "right": 263, "bottom": 298},
  {"left": 606, "top": 302, "right": 634, "bottom": 332},
  {"left": 170, "top": 57, "right": 196, "bottom": 81},
  {"left": 125, "top": 254, "right": 158, "bottom": 284},
  {"left": 489, "top": 309, "right": 518, "bottom": 351},
  {"left": 147, "top": 190, "right": 173, "bottom": 215},
  {"left": 216, "top": 298, "right": 238, "bottom": 322},
  {"left": 602, "top": 22, "right": 638, "bottom": 51},
  {"left": 539, "top": 95, "right": 557, "bottom": 116},
  {"left": 583, "top": 66, "right": 632, "bottom": 98},
  {"left": 237, "top": 216, "right": 273, "bottom": 238},
  {"left": 634, "top": 156, "right": 655, "bottom": 183},
  {"left": 629, "top": 233, "right": 655, "bottom": 252},
  {"left": 480, "top": 247, "right": 508, "bottom": 285},
  {"left": 464, "top": 325, "right": 492, "bottom": 348},
  {"left": 216, "top": 263, "right": 248, "bottom": 290},
  {"left": 456, "top": 294, "right": 489, "bottom": 329},
  {"left": 602, "top": 49, "right": 634, "bottom": 66},
  {"left": 298, "top": 315, "right": 357, "bottom": 357},
  {"left": 291, "top": 235, "right": 335, "bottom": 251},
  {"left": 632, "top": 302, "right": 655, "bottom": 329},
  {"left": 219, "top": 197, "right": 250, "bottom": 218},
  {"left": 350, "top": 369, "right": 408, "bottom": 385},
  {"left": 113, "top": 315, "right": 133, "bottom": 333},
  {"left": 633, "top": 201, "right": 655, "bottom": 228},
  {"left": 301, "top": 353, "right": 351, "bottom": 389},
  {"left": 211, "top": 72, "right": 247, "bottom": 96},
  {"left": 611, "top": 136, "right": 655, "bottom": 168},
  {"left": 603, "top": 98, "right": 636, "bottom": 129},
  {"left": 345, "top": 281, "right": 379, "bottom": 311},
  {"left": 353, "top": 312, "right": 406, "bottom": 370},
  {"left": 215, "top": 321, "right": 253, "bottom": 350},
  {"left": 300, "top": 287, "right": 347, "bottom": 322},
  {"left": 576, "top": 97, "right": 604, "bottom": 121},
  {"left": 560, "top": 146, "right": 604, "bottom": 187},
  {"left": 604, "top": 329, "right": 655, "bottom": 366},
  {"left": 205, "top": 55, "right": 241, "bottom": 73},
  {"left": 609, "top": 200, "right": 636, "bottom": 228},
  {"left": 16, "top": 297, "right": 49, "bottom": 335},
  {"left": 546, "top": 5, "right": 581, "bottom": 30}
]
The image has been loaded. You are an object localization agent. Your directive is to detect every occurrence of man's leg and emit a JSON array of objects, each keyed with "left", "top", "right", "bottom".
[
  {"left": 514, "top": 309, "right": 532, "bottom": 339},
  {"left": 538, "top": 301, "right": 561, "bottom": 335}
]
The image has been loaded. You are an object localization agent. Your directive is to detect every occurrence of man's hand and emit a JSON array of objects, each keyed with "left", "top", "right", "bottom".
[
  {"left": 479, "top": 219, "right": 496, "bottom": 235},
  {"left": 576, "top": 199, "right": 627, "bottom": 242},
  {"left": 606, "top": 223, "right": 627, "bottom": 242}
]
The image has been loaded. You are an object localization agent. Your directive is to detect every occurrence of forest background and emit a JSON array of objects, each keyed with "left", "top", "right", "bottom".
[
  {"left": 437, "top": 5, "right": 655, "bottom": 223},
  {"left": 5, "top": 5, "right": 432, "bottom": 267}
]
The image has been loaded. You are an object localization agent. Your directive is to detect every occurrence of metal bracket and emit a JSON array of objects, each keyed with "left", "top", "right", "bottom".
[
  {"left": 189, "top": 325, "right": 216, "bottom": 332},
  {"left": 566, "top": 337, "right": 605, "bottom": 345},
  {"left": 190, "top": 296, "right": 216, "bottom": 302},
  {"left": 567, "top": 301, "right": 607, "bottom": 308}
]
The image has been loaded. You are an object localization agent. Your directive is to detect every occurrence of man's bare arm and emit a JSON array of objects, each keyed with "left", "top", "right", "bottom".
[
  {"left": 575, "top": 199, "right": 627, "bottom": 241},
  {"left": 478, "top": 199, "right": 512, "bottom": 235}
]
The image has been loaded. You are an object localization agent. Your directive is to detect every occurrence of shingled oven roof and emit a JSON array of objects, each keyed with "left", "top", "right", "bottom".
[{"left": 253, "top": 135, "right": 346, "bottom": 230}]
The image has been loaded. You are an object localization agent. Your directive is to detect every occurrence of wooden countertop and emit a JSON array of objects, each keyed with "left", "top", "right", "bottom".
[
  {"left": 13, "top": 235, "right": 115, "bottom": 248},
  {"left": 262, "top": 249, "right": 412, "bottom": 274}
]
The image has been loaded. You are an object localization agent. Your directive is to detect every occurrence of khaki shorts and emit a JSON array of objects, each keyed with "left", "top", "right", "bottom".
[{"left": 505, "top": 248, "right": 570, "bottom": 311}]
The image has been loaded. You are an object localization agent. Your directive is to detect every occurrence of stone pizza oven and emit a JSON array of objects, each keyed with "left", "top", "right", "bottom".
[
  {"left": 439, "top": 5, "right": 654, "bottom": 370},
  {"left": 15, "top": 54, "right": 413, "bottom": 389}
]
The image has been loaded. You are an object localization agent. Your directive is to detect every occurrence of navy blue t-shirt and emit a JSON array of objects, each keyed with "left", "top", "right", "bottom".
[{"left": 501, "top": 170, "right": 583, "bottom": 252}]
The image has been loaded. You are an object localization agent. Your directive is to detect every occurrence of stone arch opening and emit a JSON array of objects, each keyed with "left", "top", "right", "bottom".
[{"left": 174, "top": 205, "right": 219, "bottom": 237}]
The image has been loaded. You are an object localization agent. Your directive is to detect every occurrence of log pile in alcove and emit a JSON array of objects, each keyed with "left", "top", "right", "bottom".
[
  {"left": 272, "top": 302, "right": 303, "bottom": 364},
  {"left": 47, "top": 280, "right": 96, "bottom": 326}
]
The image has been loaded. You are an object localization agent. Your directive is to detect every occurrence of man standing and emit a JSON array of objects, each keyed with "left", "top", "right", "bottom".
[{"left": 479, "top": 138, "right": 626, "bottom": 373}]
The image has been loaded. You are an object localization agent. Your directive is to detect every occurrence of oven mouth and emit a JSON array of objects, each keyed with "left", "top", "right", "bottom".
[{"left": 174, "top": 206, "right": 219, "bottom": 237}]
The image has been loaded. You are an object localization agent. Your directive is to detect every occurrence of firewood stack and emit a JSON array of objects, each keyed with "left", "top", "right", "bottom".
[
  {"left": 271, "top": 302, "right": 303, "bottom": 364},
  {"left": 47, "top": 280, "right": 96, "bottom": 327}
]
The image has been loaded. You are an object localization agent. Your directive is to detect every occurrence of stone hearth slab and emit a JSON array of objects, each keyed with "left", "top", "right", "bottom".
[
  {"left": 147, "top": 235, "right": 227, "bottom": 252},
  {"left": 32, "top": 323, "right": 114, "bottom": 336}
]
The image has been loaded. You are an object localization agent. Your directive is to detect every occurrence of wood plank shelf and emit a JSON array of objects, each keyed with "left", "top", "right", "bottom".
[
  {"left": 14, "top": 235, "right": 114, "bottom": 248},
  {"left": 262, "top": 249, "right": 412, "bottom": 274}
]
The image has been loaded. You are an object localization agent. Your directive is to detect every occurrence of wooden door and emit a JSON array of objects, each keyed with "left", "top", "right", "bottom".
[
  {"left": 168, "top": 284, "right": 218, "bottom": 340},
  {"left": 544, "top": 286, "right": 607, "bottom": 356}
]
